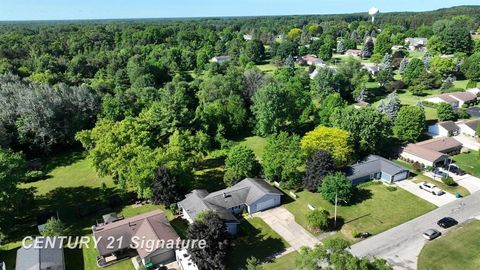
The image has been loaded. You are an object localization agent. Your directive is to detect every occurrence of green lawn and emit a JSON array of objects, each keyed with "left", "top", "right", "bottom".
[
  {"left": 238, "top": 135, "right": 267, "bottom": 161},
  {"left": 418, "top": 220, "right": 480, "bottom": 270},
  {"left": 263, "top": 251, "right": 298, "bottom": 270},
  {"left": 453, "top": 151, "right": 480, "bottom": 178},
  {"left": 413, "top": 174, "right": 470, "bottom": 197},
  {"left": 283, "top": 182, "right": 436, "bottom": 241},
  {"left": 371, "top": 89, "right": 439, "bottom": 120},
  {"left": 227, "top": 218, "right": 290, "bottom": 269},
  {"left": 21, "top": 153, "right": 115, "bottom": 195}
]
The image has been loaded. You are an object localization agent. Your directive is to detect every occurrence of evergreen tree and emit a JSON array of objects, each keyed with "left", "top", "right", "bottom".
[
  {"left": 336, "top": 39, "right": 346, "bottom": 54},
  {"left": 150, "top": 166, "right": 182, "bottom": 206},
  {"left": 422, "top": 52, "right": 432, "bottom": 69},
  {"left": 361, "top": 38, "right": 374, "bottom": 58},
  {"left": 399, "top": 57, "right": 409, "bottom": 74},
  {"left": 377, "top": 91, "right": 401, "bottom": 120}
]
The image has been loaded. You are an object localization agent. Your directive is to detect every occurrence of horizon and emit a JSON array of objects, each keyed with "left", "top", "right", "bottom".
[{"left": 0, "top": 0, "right": 479, "bottom": 22}]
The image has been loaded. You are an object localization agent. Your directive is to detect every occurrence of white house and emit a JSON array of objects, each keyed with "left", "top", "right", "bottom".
[
  {"left": 210, "top": 56, "right": 230, "bottom": 64},
  {"left": 301, "top": 54, "right": 323, "bottom": 66},
  {"left": 178, "top": 178, "right": 282, "bottom": 235},
  {"left": 424, "top": 91, "right": 477, "bottom": 108},
  {"left": 361, "top": 63, "right": 380, "bottom": 76},
  {"left": 243, "top": 34, "right": 253, "bottom": 41},
  {"left": 405, "top": 37, "right": 427, "bottom": 51},
  {"left": 428, "top": 121, "right": 460, "bottom": 137},
  {"left": 466, "top": 87, "right": 480, "bottom": 97},
  {"left": 345, "top": 49, "right": 362, "bottom": 57},
  {"left": 176, "top": 249, "right": 199, "bottom": 270},
  {"left": 458, "top": 119, "right": 480, "bottom": 137},
  {"left": 401, "top": 137, "right": 462, "bottom": 167}
]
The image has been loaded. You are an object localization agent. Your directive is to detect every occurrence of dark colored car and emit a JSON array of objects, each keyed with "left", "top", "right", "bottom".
[
  {"left": 449, "top": 166, "right": 465, "bottom": 176},
  {"left": 437, "top": 217, "right": 458, "bottom": 229}
]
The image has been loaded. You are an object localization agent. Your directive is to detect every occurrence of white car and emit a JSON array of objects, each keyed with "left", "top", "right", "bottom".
[{"left": 419, "top": 182, "right": 445, "bottom": 196}]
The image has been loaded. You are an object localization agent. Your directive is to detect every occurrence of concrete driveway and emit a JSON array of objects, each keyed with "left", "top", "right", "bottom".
[
  {"left": 253, "top": 206, "right": 320, "bottom": 250},
  {"left": 452, "top": 174, "right": 480, "bottom": 194},
  {"left": 396, "top": 180, "right": 457, "bottom": 207},
  {"left": 350, "top": 191, "right": 480, "bottom": 270},
  {"left": 453, "top": 134, "right": 480, "bottom": 151}
]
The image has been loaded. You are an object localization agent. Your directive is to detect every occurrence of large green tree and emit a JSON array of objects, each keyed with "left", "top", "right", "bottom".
[
  {"left": 393, "top": 106, "right": 426, "bottom": 142},
  {"left": 224, "top": 145, "right": 260, "bottom": 186},
  {"left": 319, "top": 172, "right": 354, "bottom": 204}
]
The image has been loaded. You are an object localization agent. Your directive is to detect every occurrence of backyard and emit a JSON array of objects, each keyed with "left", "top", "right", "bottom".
[
  {"left": 283, "top": 182, "right": 436, "bottom": 242},
  {"left": 418, "top": 220, "right": 480, "bottom": 270}
]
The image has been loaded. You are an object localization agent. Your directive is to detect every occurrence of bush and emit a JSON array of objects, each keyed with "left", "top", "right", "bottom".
[
  {"left": 323, "top": 237, "right": 350, "bottom": 252},
  {"left": 441, "top": 176, "right": 457, "bottom": 186},
  {"left": 386, "top": 186, "right": 397, "bottom": 192},
  {"left": 351, "top": 229, "right": 359, "bottom": 238},
  {"left": 25, "top": 170, "right": 46, "bottom": 182},
  {"left": 409, "top": 84, "right": 429, "bottom": 96},
  {"left": 413, "top": 162, "right": 424, "bottom": 172},
  {"left": 385, "top": 80, "right": 406, "bottom": 92},
  {"left": 306, "top": 208, "right": 330, "bottom": 232},
  {"left": 457, "top": 108, "right": 470, "bottom": 119}
]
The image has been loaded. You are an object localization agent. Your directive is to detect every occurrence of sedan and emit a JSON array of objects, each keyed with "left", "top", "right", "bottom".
[
  {"left": 423, "top": 229, "right": 441, "bottom": 240},
  {"left": 419, "top": 182, "right": 446, "bottom": 196},
  {"left": 437, "top": 217, "right": 458, "bottom": 229}
]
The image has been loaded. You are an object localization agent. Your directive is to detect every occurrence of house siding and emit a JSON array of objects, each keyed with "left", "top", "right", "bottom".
[
  {"left": 143, "top": 248, "right": 175, "bottom": 265},
  {"left": 392, "top": 171, "right": 409, "bottom": 182}
]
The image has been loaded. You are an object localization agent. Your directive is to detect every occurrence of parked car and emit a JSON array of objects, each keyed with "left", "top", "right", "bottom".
[
  {"left": 437, "top": 217, "right": 458, "bottom": 229},
  {"left": 432, "top": 169, "right": 448, "bottom": 178},
  {"left": 447, "top": 165, "right": 465, "bottom": 176},
  {"left": 419, "top": 182, "right": 445, "bottom": 196},
  {"left": 423, "top": 229, "right": 441, "bottom": 240}
]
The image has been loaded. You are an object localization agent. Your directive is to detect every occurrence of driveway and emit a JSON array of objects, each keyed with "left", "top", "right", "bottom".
[
  {"left": 396, "top": 180, "right": 457, "bottom": 207},
  {"left": 436, "top": 168, "right": 480, "bottom": 194},
  {"left": 467, "top": 106, "right": 480, "bottom": 117},
  {"left": 453, "top": 134, "right": 480, "bottom": 151},
  {"left": 253, "top": 206, "right": 320, "bottom": 250},
  {"left": 350, "top": 191, "right": 480, "bottom": 270}
]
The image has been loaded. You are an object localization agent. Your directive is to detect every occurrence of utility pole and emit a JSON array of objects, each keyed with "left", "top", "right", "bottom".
[{"left": 334, "top": 192, "right": 338, "bottom": 228}]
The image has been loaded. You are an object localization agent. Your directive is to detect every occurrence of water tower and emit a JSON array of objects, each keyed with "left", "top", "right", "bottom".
[{"left": 369, "top": 7, "right": 379, "bottom": 23}]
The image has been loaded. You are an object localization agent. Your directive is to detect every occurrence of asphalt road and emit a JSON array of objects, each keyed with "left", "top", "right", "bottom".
[{"left": 349, "top": 191, "right": 480, "bottom": 270}]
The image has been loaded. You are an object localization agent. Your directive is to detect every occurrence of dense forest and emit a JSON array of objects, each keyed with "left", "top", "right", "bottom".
[{"left": 1, "top": 5, "right": 480, "bottom": 269}]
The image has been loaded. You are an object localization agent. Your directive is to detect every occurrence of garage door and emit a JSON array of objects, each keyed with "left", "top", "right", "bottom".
[
  {"left": 149, "top": 249, "right": 174, "bottom": 265},
  {"left": 256, "top": 199, "right": 275, "bottom": 212}
]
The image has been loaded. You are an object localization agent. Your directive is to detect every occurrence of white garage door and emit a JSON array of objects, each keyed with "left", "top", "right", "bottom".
[
  {"left": 149, "top": 249, "right": 174, "bottom": 265},
  {"left": 256, "top": 199, "right": 275, "bottom": 212}
]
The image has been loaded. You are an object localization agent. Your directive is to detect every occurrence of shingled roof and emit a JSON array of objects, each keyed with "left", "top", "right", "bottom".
[
  {"left": 346, "top": 155, "right": 409, "bottom": 181},
  {"left": 16, "top": 237, "right": 65, "bottom": 270},
  {"left": 178, "top": 178, "right": 282, "bottom": 222},
  {"left": 93, "top": 210, "right": 179, "bottom": 258},
  {"left": 438, "top": 121, "right": 460, "bottom": 132}
]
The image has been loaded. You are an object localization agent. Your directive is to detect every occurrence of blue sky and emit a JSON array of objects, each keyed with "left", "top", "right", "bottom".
[{"left": 0, "top": 0, "right": 478, "bottom": 21}]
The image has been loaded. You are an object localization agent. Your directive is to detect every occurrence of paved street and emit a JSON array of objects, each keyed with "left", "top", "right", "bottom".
[
  {"left": 396, "top": 179, "right": 457, "bottom": 207},
  {"left": 253, "top": 206, "right": 320, "bottom": 250},
  {"left": 350, "top": 191, "right": 480, "bottom": 270}
]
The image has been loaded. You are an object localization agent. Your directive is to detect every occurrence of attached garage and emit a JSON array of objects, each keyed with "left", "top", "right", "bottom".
[
  {"left": 249, "top": 194, "right": 282, "bottom": 214},
  {"left": 145, "top": 249, "right": 175, "bottom": 265}
]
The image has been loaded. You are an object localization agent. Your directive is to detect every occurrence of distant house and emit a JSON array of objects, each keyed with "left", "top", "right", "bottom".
[
  {"left": 346, "top": 155, "right": 410, "bottom": 185},
  {"left": 210, "top": 56, "right": 230, "bottom": 64},
  {"left": 301, "top": 54, "right": 323, "bottom": 66},
  {"left": 401, "top": 137, "right": 462, "bottom": 167},
  {"left": 243, "top": 34, "right": 253, "bottom": 41},
  {"left": 361, "top": 63, "right": 380, "bottom": 76},
  {"left": 405, "top": 38, "right": 427, "bottom": 51},
  {"left": 466, "top": 87, "right": 480, "bottom": 97},
  {"left": 391, "top": 45, "right": 405, "bottom": 50},
  {"left": 16, "top": 237, "right": 65, "bottom": 270},
  {"left": 345, "top": 49, "right": 362, "bottom": 57},
  {"left": 353, "top": 100, "right": 370, "bottom": 109},
  {"left": 428, "top": 121, "right": 460, "bottom": 137},
  {"left": 424, "top": 91, "right": 477, "bottom": 108},
  {"left": 92, "top": 210, "right": 179, "bottom": 268},
  {"left": 458, "top": 119, "right": 480, "bottom": 137},
  {"left": 178, "top": 178, "right": 282, "bottom": 235}
]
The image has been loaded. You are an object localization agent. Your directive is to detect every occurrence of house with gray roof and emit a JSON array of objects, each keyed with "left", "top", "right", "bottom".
[
  {"left": 428, "top": 121, "right": 460, "bottom": 137},
  {"left": 15, "top": 237, "right": 65, "bottom": 270},
  {"left": 178, "top": 178, "right": 282, "bottom": 235},
  {"left": 345, "top": 155, "right": 410, "bottom": 185},
  {"left": 458, "top": 119, "right": 480, "bottom": 137}
]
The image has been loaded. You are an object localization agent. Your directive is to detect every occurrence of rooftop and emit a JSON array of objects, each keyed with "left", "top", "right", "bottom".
[
  {"left": 438, "top": 121, "right": 460, "bottom": 131},
  {"left": 16, "top": 237, "right": 65, "bottom": 270},
  {"left": 346, "top": 155, "right": 409, "bottom": 181}
]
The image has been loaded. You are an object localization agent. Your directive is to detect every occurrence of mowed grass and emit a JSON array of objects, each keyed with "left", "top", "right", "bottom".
[
  {"left": 413, "top": 174, "right": 470, "bottom": 197},
  {"left": 238, "top": 135, "right": 267, "bottom": 160},
  {"left": 21, "top": 154, "right": 115, "bottom": 195},
  {"left": 284, "top": 182, "right": 436, "bottom": 241},
  {"left": 227, "top": 218, "right": 290, "bottom": 269},
  {"left": 453, "top": 151, "right": 480, "bottom": 178},
  {"left": 263, "top": 251, "right": 298, "bottom": 270},
  {"left": 418, "top": 220, "right": 480, "bottom": 270}
]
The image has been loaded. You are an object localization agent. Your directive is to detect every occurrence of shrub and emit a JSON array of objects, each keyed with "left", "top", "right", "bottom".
[
  {"left": 441, "top": 176, "right": 457, "bottom": 186},
  {"left": 306, "top": 208, "right": 330, "bottom": 232},
  {"left": 25, "top": 170, "right": 46, "bottom": 182},
  {"left": 413, "top": 162, "right": 424, "bottom": 172},
  {"left": 457, "top": 108, "right": 470, "bottom": 119},
  {"left": 386, "top": 186, "right": 397, "bottom": 192},
  {"left": 385, "top": 80, "right": 406, "bottom": 92},
  {"left": 351, "top": 229, "right": 359, "bottom": 238},
  {"left": 323, "top": 237, "right": 350, "bottom": 252}
]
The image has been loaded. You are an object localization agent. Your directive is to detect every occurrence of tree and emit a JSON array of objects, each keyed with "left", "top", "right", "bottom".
[
  {"left": 243, "top": 40, "right": 265, "bottom": 64},
  {"left": 319, "top": 172, "right": 354, "bottom": 204},
  {"left": 262, "top": 132, "right": 304, "bottom": 188},
  {"left": 150, "top": 166, "right": 182, "bottom": 206},
  {"left": 311, "top": 68, "right": 337, "bottom": 100},
  {"left": 243, "top": 68, "right": 267, "bottom": 105},
  {"left": 377, "top": 54, "right": 393, "bottom": 86},
  {"left": 361, "top": 38, "right": 374, "bottom": 58},
  {"left": 300, "top": 126, "right": 354, "bottom": 166},
  {"left": 429, "top": 57, "right": 455, "bottom": 78},
  {"left": 399, "top": 57, "right": 408, "bottom": 74},
  {"left": 373, "top": 31, "right": 393, "bottom": 57},
  {"left": 303, "top": 150, "right": 335, "bottom": 192},
  {"left": 393, "top": 106, "right": 426, "bottom": 142},
  {"left": 246, "top": 257, "right": 263, "bottom": 270},
  {"left": 462, "top": 52, "right": 480, "bottom": 81},
  {"left": 403, "top": 58, "right": 425, "bottom": 86},
  {"left": 330, "top": 107, "right": 391, "bottom": 154},
  {"left": 224, "top": 145, "right": 260, "bottom": 186},
  {"left": 306, "top": 208, "right": 330, "bottom": 231},
  {"left": 434, "top": 16, "right": 474, "bottom": 54},
  {"left": 323, "top": 237, "right": 350, "bottom": 253},
  {"left": 317, "top": 93, "right": 346, "bottom": 126},
  {"left": 287, "top": 28, "right": 302, "bottom": 41},
  {"left": 376, "top": 91, "right": 400, "bottom": 120},
  {"left": 41, "top": 218, "right": 69, "bottom": 237},
  {"left": 187, "top": 212, "right": 230, "bottom": 270},
  {"left": 336, "top": 39, "right": 346, "bottom": 54},
  {"left": 437, "top": 103, "right": 457, "bottom": 121}
]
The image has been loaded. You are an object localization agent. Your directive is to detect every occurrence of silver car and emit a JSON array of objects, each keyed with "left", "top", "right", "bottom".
[{"left": 423, "top": 229, "right": 441, "bottom": 240}]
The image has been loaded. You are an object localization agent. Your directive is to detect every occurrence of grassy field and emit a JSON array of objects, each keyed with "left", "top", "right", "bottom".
[
  {"left": 418, "top": 220, "right": 480, "bottom": 270},
  {"left": 413, "top": 174, "right": 470, "bottom": 197},
  {"left": 227, "top": 218, "right": 290, "bottom": 269},
  {"left": 453, "top": 151, "right": 480, "bottom": 178},
  {"left": 263, "top": 251, "right": 298, "bottom": 270},
  {"left": 283, "top": 182, "right": 436, "bottom": 241},
  {"left": 238, "top": 135, "right": 267, "bottom": 160}
]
